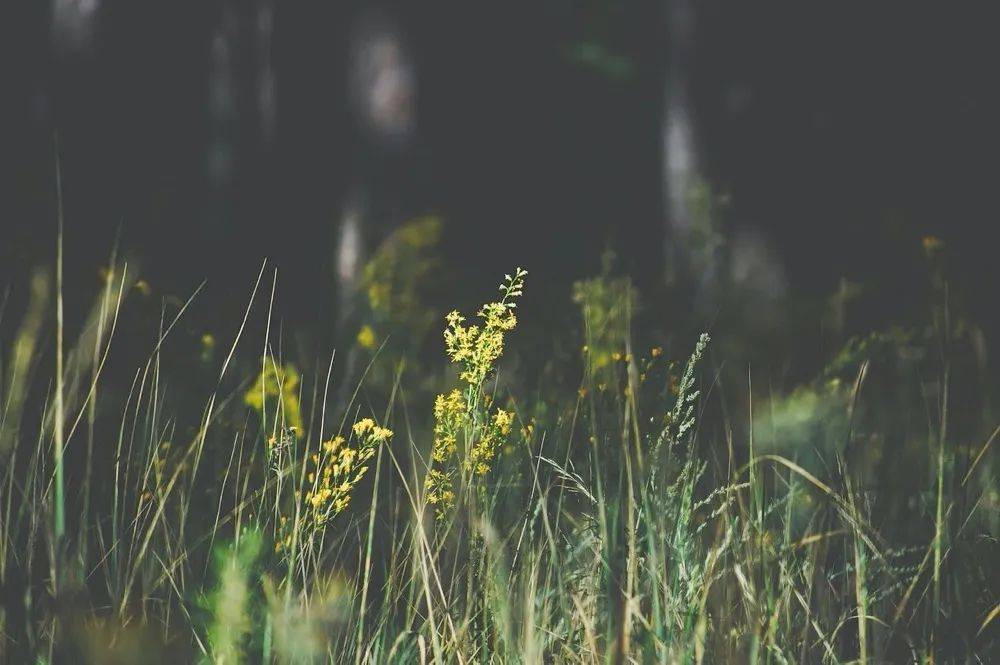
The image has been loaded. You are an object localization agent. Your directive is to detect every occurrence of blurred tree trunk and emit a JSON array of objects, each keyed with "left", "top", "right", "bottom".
[{"left": 662, "top": 0, "right": 704, "bottom": 288}]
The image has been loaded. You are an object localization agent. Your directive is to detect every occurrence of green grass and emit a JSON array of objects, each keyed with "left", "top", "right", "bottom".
[{"left": 0, "top": 240, "right": 997, "bottom": 663}]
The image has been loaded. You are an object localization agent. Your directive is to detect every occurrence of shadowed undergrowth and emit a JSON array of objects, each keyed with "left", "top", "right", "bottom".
[{"left": 0, "top": 244, "right": 997, "bottom": 663}]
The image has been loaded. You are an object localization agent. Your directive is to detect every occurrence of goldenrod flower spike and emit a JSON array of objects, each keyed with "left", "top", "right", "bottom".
[{"left": 425, "top": 268, "right": 527, "bottom": 518}]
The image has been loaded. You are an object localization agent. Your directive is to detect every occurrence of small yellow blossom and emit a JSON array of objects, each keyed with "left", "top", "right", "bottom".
[
  {"left": 353, "top": 419, "right": 374, "bottom": 437},
  {"left": 356, "top": 324, "right": 376, "bottom": 350},
  {"left": 493, "top": 409, "right": 513, "bottom": 436}
]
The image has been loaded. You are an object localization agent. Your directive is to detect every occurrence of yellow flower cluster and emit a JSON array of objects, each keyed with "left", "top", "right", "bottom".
[
  {"left": 245, "top": 360, "right": 303, "bottom": 434},
  {"left": 302, "top": 419, "right": 392, "bottom": 527},
  {"left": 443, "top": 268, "right": 525, "bottom": 387},
  {"left": 432, "top": 390, "right": 464, "bottom": 462},
  {"left": 443, "top": 304, "right": 517, "bottom": 386},
  {"left": 352, "top": 417, "right": 394, "bottom": 443},
  {"left": 425, "top": 269, "right": 526, "bottom": 518},
  {"left": 466, "top": 409, "right": 514, "bottom": 476},
  {"left": 426, "top": 389, "right": 466, "bottom": 512},
  {"left": 425, "top": 402, "right": 515, "bottom": 511},
  {"left": 424, "top": 468, "right": 455, "bottom": 509},
  {"left": 358, "top": 216, "right": 443, "bottom": 357}
]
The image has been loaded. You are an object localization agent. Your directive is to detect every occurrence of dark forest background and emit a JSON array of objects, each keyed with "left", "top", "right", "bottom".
[{"left": 2, "top": 2, "right": 998, "bottom": 341}]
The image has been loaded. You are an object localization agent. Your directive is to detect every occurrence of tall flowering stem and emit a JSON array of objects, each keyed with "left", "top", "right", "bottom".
[{"left": 425, "top": 268, "right": 526, "bottom": 519}]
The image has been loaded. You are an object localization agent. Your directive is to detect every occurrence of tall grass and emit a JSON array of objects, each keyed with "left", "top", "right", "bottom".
[{"left": 0, "top": 246, "right": 997, "bottom": 663}]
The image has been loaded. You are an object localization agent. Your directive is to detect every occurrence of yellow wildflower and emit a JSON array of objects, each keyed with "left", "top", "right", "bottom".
[
  {"left": 493, "top": 409, "right": 514, "bottom": 436},
  {"left": 285, "top": 418, "right": 394, "bottom": 530},
  {"left": 424, "top": 269, "right": 527, "bottom": 520},
  {"left": 353, "top": 418, "right": 375, "bottom": 437},
  {"left": 356, "top": 324, "right": 376, "bottom": 350}
]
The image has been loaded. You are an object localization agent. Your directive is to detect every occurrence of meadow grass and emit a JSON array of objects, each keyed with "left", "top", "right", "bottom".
[{"left": 0, "top": 237, "right": 997, "bottom": 663}]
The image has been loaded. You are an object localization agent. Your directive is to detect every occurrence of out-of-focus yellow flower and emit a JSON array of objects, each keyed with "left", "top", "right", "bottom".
[
  {"left": 395, "top": 215, "right": 442, "bottom": 249},
  {"left": 245, "top": 361, "right": 303, "bottom": 434},
  {"left": 367, "top": 283, "right": 391, "bottom": 311},
  {"left": 200, "top": 333, "right": 216, "bottom": 363},
  {"left": 356, "top": 325, "right": 376, "bottom": 350}
]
